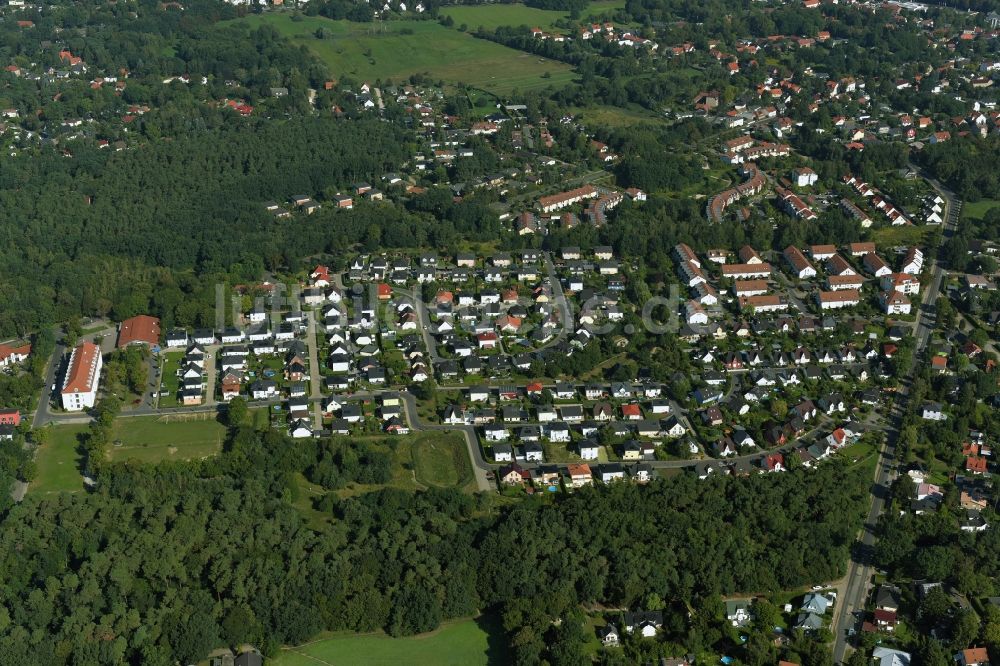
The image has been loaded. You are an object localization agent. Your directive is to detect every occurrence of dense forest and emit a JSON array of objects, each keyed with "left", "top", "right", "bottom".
[
  {"left": 0, "top": 115, "right": 407, "bottom": 337},
  {"left": 0, "top": 410, "right": 870, "bottom": 665},
  {"left": 916, "top": 135, "right": 1000, "bottom": 203}
]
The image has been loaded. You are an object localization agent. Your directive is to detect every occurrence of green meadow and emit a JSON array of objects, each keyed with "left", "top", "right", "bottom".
[
  {"left": 440, "top": 0, "right": 625, "bottom": 32},
  {"left": 230, "top": 14, "right": 575, "bottom": 93},
  {"left": 271, "top": 616, "right": 509, "bottom": 666}
]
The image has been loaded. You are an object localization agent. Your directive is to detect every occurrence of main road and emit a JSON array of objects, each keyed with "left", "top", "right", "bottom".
[{"left": 831, "top": 169, "right": 959, "bottom": 663}]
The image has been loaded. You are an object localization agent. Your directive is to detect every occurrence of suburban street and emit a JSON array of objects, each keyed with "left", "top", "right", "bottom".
[
  {"left": 409, "top": 250, "right": 573, "bottom": 362},
  {"left": 830, "top": 171, "right": 959, "bottom": 663},
  {"left": 305, "top": 310, "right": 323, "bottom": 430}
]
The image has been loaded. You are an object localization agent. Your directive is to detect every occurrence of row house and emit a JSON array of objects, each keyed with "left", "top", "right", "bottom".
[
  {"left": 817, "top": 289, "right": 862, "bottom": 310},
  {"left": 900, "top": 247, "right": 923, "bottom": 275},
  {"left": 775, "top": 187, "right": 818, "bottom": 220},
  {"left": 733, "top": 279, "right": 769, "bottom": 298},
  {"left": 826, "top": 274, "right": 865, "bottom": 291},
  {"left": 840, "top": 199, "right": 873, "bottom": 227},
  {"left": 537, "top": 185, "right": 599, "bottom": 213},
  {"left": 862, "top": 252, "right": 892, "bottom": 277},
  {"left": 809, "top": 244, "right": 837, "bottom": 261},
  {"left": 723, "top": 262, "right": 772, "bottom": 279},
  {"left": 783, "top": 245, "right": 816, "bottom": 278},
  {"left": 739, "top": 294, "right": 787, "bottom": 312}
]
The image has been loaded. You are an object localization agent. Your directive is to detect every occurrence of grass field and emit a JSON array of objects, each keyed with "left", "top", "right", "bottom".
[
  {"left": 571, "top": 104, "right": 664, "bottom": 127},
  {"left": 962, "top": 198, "right": 1000, "bottom": 220},
  {"left": 441, "top": 0, "right": 624, "bottom": 32},
  {"left": 105, "top": 414, "right": 227, "bottom": 463},
  {"left": 273, "top": 616, "right": 509, "bottom": 666},
  {"left": 34, "top": 415, "right": 232, "bottom": 493},
  {"left": 229, "top": 14, "right": 575, "bottom": 93},
  {"left": 871, "top": 224, "right": 937, "bottom": 248},
  {"left": 334, "top": 431, "right": 476, "bottom": 499},
  {"left": 32, "top": 424, "right": 89, "bottom": 494},
  {"left": 410, "top": 431, "right": 475, "bottom": 490}
]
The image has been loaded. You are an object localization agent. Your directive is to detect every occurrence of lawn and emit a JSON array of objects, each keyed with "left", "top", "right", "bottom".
[
  {"left": 105, "top": 414, "right": 227, "bottom": 463},
  {"left": 157, "top": 350, "right": 185, "bottom": 407},
  {"left": 962, "top": 198, "right": 1000, "bottom": 221},
  {"left": 31, "top": 424, "right": 89, "bottom": 494},
  {"left": 441, "top": 0, "right": 624, "bottom": 32},
  {"left": 542, "top": 440, "right": 588, "bottom": 463},
  {"left": 571, "top": 104, "right": 665, "bottom": 128},
  {"left": 228, "top": 14, "right": 575, "bottom": 94},
  {"left": 410, "top": 431, "right": 475, "bottom": 490},
  {"left": 871, "top": 225, "right": 936, "bottom": 248},
  {"left": 272, "top": 616, "right": 509, "bottom": 666}
]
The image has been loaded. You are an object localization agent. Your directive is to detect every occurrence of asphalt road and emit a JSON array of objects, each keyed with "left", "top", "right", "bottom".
[
  {"left": 32, "top": 339, "right": 66, "bottom": 429},
  {"left": 830, "top": 169, "right": 959, "bottom": 663},
  {"left": 305, "top": 310, "right": 323, "bottom": 429}
]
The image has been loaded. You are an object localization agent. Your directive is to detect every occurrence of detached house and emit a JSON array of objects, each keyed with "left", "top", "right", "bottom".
[
  {"left": 956, "top": 648, "right": 990, "bottom": 666},
  {"left": 566, "top": 463, "right": 593, "bottom": 488}
]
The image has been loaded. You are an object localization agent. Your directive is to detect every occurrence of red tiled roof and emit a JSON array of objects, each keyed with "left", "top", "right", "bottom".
[
  {"left": 961, "top": 648, "right": 989, "bottom": 665},
  {"left": 966, "top": 456, "right": 988, "bottom": 473},
  {"left": 117, "top": 315, "right": 160, "bottom": 348},
  {"left": 62, "top": 342, "right": 100, "bottom": 394},
  {"left": 819, "top": 289, "right": 861, "bottom": 303},
  {"left": 0, "top": 343, "right": 31, "bottom": 363}
]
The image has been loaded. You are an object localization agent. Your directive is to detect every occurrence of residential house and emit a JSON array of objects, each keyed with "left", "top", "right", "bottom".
[
  {"left": 725, "top": 600, "right": 751, "bottom": 627},
  {"left": 784, "top": 245, "right": 817, "bottom": 279},
  {"left": 499, "top": 462, "right": 531, "bottom": 486},
  {"left": 801, "top": 593, "right": 831, "bottom": 615},
  {"left": 598, "top": 625, "right": 620, "bottom": 647},
  {"left": 955, "top": 648, "right": 990, "bottom": 666},
  {"left": 921, "top": 402, "right": 946, "bottom": 421},
  {"left": 873, "top": 648, "right": 911, "bottom": 666},
  {"left": 566, "top": 463, "right": 593, "bottom": 488},
  {"left": 622, "top": 611, "right": 663, "bottom": 637},
  {"left": 579, "top": 440, "right": 600, "bottom": 460},
  {"left": 880, "top": 291, "right": 911, "bottom": 315}
]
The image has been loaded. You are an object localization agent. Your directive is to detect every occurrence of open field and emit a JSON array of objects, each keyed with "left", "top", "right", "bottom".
[
  {"left": 31, "top": 424, "right": 89, "bottom": 494},
  {"left": 228, "top": 14, "right": 575, "bottom": 94},
  {"left": 334, "top": 431, "right": 477, "bottom": 498},
  {"left": 962, "top": 198, "right": 1000, "bottom": 221},
  {"left": 272, "top": 616, "right": 509, "bottom": 666},
  {"left": 33, "top": 419, "right": 470, "bottom": 496},
  {"left": 570, "top": 104, "right": 664, "bottom": 127},
  {"left": 410, "top": 431, "right": 475, "bottom": 490},
  {"left": 871, "top": 224, "right": 936, "bottom": 248},
  {"left": 441, "top": 0, "right": 624, "bottom": 32},
  {"left": 105, "top": 414, "right": 226, "bottom": 463}
]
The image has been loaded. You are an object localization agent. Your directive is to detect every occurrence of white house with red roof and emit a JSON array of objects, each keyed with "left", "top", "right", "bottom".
[
  {"left": 311, "top": 265, "right": 331, "bottom": 287},
  {"left": 0, "top": 342, "right": 30, "bottom": 368},
  {"left": 61, "top": 342, "right": 102, "bottom": 411},
  {"left": 880, "top": 291, "right": 911, "bottom": 315},
  {"left": 880, "top": 273, "right": 920, "bottom": 295}
]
